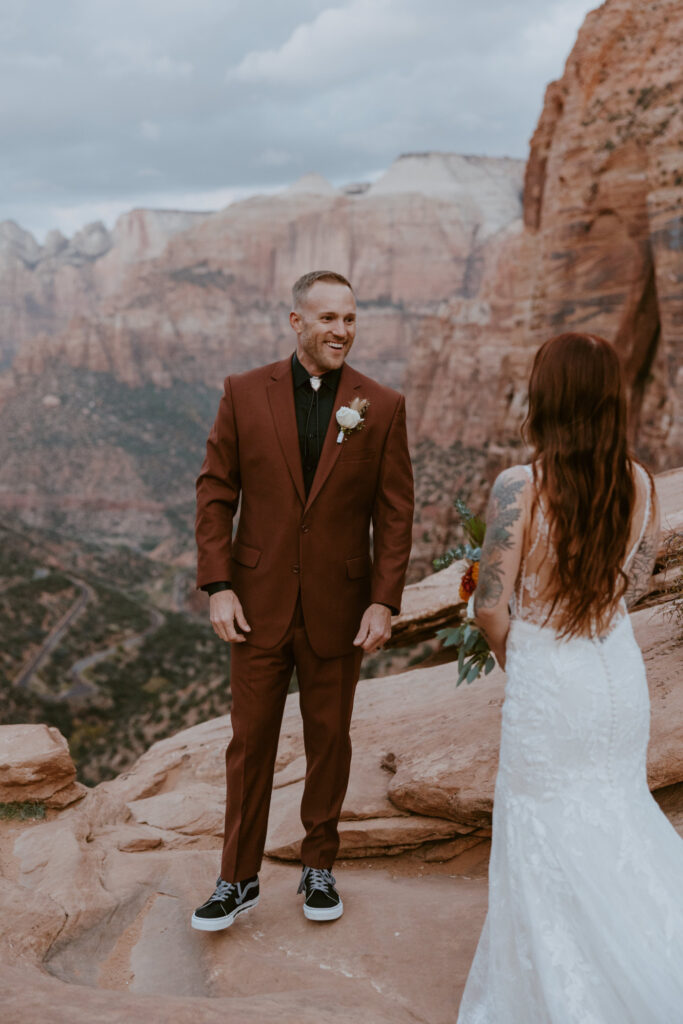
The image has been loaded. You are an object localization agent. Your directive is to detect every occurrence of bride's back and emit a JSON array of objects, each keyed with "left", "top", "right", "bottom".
[{"left": 514, "top": 462, "right": 654, "bottom": 636}]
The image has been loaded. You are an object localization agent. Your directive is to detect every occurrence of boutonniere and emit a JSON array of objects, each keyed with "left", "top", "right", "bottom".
[{"left": 336, "top": 397, "right": 370, "bottom": 444}]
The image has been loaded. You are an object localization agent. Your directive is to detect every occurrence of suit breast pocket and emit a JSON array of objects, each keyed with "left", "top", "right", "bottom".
[{"left": 337, "top": 447, "right": 376, "bottom": 465}]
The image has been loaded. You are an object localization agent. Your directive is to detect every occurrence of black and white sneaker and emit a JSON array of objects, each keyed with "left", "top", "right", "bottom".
[
  {"left": 297, "top": 866, "right": 343, "bottom": 921},
  {"left": 191, "top": 875, "right": 259, "bottom": 931}
]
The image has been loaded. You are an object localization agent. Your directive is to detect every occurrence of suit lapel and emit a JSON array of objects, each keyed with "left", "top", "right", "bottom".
[
  {"left": 305, "top": 362, "right": 362, "bottom": 511},
  {"left": 266, "top": 358, "right": 306, "bottom": 507}
]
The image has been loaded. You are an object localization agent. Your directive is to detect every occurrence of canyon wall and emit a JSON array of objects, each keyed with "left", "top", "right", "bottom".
[
  {"left": 2, "top": 154, "right": 524, "bottom": 392},
  {"left": 410, "top": 0, "right": 683, "bottom": 465},
  {"left": 522, "top": 0, "right": 682, "bottom": 467},
  {"left": 403, "top": 0, "right": 683, "bottom": 563},
  {"left": 0, "top": 210, "right": 208, "bottom": 372}
]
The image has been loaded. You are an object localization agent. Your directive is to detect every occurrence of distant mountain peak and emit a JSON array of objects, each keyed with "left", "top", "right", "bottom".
[
  {"left": 364, "top": 151, "right": 524, "bottom": 237},
  {"left": 284, "top": 172, "right": 338, "bottom": 196}
]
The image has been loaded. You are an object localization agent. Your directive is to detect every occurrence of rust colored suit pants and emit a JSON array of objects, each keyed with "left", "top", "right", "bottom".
[{"left": 221, "top": 597, "right": 363, "bottom": 882}]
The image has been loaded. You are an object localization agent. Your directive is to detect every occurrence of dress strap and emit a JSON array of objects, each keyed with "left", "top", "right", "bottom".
[
  {"left": 624, "top": 464, "right": 652, "bottom": 570},
  {"left": 523, "top": 464, "right": 546, "bottom": 559},
  {"left": 514, "top": 465, "right": 537, "bottom": 618}
]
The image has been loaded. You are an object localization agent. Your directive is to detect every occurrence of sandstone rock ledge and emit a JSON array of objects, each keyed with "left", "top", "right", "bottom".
[
  {"left": 2, "top": 599, "right": 682, "bottom": 1023},
  {"left": 0, "top": 724, "right": 87, "bottom": 808}
]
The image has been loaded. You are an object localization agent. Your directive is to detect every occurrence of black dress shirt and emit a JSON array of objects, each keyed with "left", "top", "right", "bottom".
[{"left": 291, "top": 351, "right": 342, "bottom": 496}]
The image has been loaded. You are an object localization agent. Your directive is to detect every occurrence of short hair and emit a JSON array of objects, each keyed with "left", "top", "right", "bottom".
[{"left": 292, "top": 270, "right": 353, "bottom": 309}]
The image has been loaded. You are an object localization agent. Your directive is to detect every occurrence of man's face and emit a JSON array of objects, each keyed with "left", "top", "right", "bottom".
[{"left": 290, "top": 281, "right": 356, "bottom": 376}]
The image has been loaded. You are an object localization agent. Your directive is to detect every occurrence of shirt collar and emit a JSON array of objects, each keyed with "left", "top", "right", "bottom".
[{"left": 291, "top": 352, "right": 342, "bottom": 392}]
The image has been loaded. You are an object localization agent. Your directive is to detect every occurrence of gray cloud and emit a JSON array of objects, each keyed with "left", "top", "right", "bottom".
[{"left": 0, "top": 0, "right": 596, "bottom": 240}]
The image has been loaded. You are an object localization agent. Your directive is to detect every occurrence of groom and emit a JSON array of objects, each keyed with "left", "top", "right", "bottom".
[{"left": 191, "top": 270, "right": 414, "bottom": 931}]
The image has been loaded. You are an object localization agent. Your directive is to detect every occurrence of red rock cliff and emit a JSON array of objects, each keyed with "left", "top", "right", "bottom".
[{"left": 403, "top": 0, "right": 683, "bottom": 567}]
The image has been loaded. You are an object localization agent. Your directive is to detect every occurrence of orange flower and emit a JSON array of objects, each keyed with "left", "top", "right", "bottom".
[{"left": 459, "top": 561, "right": 480, "bottom": 601}]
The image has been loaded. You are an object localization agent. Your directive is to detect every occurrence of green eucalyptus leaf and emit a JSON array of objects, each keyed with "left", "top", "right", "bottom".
[
  {"left": 454, "top": 497, "right": 473, "bottom": 520},
  {"left": 464, "top": 631, "right": 479, "bottom": 654},
  {"left": 437, "top": 626, "right": 461, "bottom": 649},
  {"left": 466, "top": 661, "right": 482, "bottom": 684}
]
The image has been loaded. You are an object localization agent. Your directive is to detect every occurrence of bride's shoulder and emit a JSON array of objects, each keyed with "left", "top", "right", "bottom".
[
  {"left": 488, "top": 464, "right": 533, "bottom": 513},
  {"left": 499, "top": 462, "right": 534, "bottom": 479},
  {"left": 492, "top": 463, "right": 534, "bottom": 491}
]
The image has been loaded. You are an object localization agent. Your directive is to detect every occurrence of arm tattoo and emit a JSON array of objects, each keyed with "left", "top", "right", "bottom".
[
  {"left": 476, "top": 475, "right": 526, "bottom": 610},
  {"left": 625, "top": 529, "right": 658, "bottom": 609}
]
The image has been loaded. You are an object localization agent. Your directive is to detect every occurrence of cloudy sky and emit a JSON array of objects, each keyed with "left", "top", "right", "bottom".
[{"left": 1, "top": 0, "right": 597, "bottom": 241}]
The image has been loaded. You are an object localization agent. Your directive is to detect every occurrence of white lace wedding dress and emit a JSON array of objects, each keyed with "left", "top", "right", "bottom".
[{"left": 457, "top": 465, "right": 683, "bottom": 1024}]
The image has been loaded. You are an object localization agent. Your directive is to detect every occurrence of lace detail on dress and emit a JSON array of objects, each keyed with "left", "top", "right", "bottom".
[{"left": 457, "top": 465, "right": 683, "bottom": 1024}]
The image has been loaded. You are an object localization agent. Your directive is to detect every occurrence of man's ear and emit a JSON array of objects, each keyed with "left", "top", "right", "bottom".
[{"left": 289, "top": 310, "right": 302, "bottom": 334}]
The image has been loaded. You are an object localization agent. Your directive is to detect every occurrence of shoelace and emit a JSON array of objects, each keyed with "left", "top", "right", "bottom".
[
  {"left": 297, "top": 866, "right": 336, "bottom": 895},
  {"left": 211, "top": 877, "right": 237, "bottom": 902}
]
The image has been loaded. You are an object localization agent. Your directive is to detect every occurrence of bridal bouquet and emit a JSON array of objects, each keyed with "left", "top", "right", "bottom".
[{"left": 433, "top": 498, "right": 496, "bottom": 686}]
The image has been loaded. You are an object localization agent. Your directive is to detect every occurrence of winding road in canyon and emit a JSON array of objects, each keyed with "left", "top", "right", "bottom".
[
  {"left": 12, "top": 574, "right": 166, "bottom": 702},
  {"left": 13, "top": 576, "right": 94, "bottom": 692},
  {"left": 62, "top": 602, "right": 165, "bottom": 701}
]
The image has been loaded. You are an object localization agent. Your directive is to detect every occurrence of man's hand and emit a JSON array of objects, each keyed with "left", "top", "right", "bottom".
[
  {"left": 353, "top": 603, "right": 392, "bottom": 653},
  {"left": 210, "top": 590, "right": 251, "bottom": 643}
]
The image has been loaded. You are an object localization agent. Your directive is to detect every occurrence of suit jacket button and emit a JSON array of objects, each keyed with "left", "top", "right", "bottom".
[
  {"left": 291, "top": 565, "right": 300, "bottom": 574},
  {"left": 301, "top": 524, "right": 310, "bottom": 533}
]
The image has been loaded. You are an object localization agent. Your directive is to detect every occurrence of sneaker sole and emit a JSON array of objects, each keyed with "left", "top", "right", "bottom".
[
  {"left": 191, "top": 895, "right": 259, "bottom": 931},
  {"left": 303, "top": 899, "right": 344, "bottom": 922}
]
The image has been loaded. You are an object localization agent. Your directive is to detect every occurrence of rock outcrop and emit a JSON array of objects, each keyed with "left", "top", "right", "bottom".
[{"left": 0, "top": 724, "right": 86, "bottom": 808}]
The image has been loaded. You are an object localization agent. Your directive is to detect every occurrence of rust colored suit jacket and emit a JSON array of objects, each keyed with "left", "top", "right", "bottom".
[{"left": 195, "top": 356, "right": 414, "bottom": 659}]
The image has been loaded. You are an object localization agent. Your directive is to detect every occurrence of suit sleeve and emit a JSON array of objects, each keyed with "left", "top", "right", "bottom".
[
  {"left": 195, "top": 377, "right": 241, "bottom": 589},
  {"left": 370, "top": 394, "right": 414, "bottom": 613}
]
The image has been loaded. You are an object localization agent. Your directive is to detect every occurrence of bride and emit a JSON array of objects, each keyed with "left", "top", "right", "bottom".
[{"left": 457, "top": 333, "right": 682, "bottom": 1023}]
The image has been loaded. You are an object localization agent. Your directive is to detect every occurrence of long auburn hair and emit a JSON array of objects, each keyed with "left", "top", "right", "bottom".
[{"left": 523, "top": 332, "right": 638, "bottom": 637}]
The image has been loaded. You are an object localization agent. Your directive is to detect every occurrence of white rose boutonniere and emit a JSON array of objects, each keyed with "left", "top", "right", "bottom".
[{"left": 336, "top": 397, "right": 370, "bottom": 444}]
